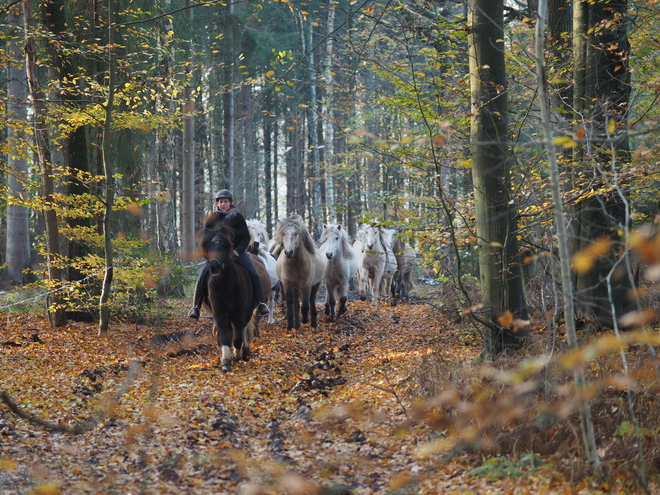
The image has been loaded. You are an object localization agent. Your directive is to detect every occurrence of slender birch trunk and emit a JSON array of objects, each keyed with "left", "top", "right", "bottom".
[
  {"left": 98, "top": 0, "right": 116, "bottom": 337},
  {"left": 323, "top": 2, "right": 337, "bottom": 223}
]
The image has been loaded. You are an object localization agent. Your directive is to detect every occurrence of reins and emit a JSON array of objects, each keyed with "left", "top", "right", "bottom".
[
  {"left": 208, "top": 255, "right": 236, "bottom": 274},
  {"left": 205, "top": 233, "right": 237, "bottom": 275}
]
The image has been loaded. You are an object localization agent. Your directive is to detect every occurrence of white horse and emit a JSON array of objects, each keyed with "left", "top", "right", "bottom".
[
  {"left": 357, "top": 224, "right": 389, "bottom": 306},
  {"left": 246, "top": 219, "right": 278, "bottom": 323},
  {"left": 379, "top": 228, "right": 399, "bottom": 302},
  {"left": 319, "top": 224, "right": 358, "bottom": 321}
]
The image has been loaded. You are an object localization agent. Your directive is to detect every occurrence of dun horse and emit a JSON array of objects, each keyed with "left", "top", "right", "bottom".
[
  {"left": 274, "top": 215, "right": 327, "bottom": 330},
  {"left": 391, "top": 234, "right": 417, "bottom": 300},
  {"left": 201, "top": 225, "right": 260, "bottom": 372},
  {"left": 320, "top": 223, "right": 358, "bottom": 321},
  {"left": 379, "top": 228, "right": 398, "bottom": 302}
]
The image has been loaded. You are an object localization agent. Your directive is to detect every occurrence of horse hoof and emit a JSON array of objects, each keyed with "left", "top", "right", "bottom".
[{"left": 221, "top": 362, "right": 231, "bottom": 372}]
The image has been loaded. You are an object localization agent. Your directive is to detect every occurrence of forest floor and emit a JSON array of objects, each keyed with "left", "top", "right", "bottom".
[{"left": 0, "top": 287, "right": 654, "bottom": 494}]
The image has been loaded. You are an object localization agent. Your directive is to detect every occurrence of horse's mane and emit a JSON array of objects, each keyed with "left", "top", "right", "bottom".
[
  {"left": 380, "top": 228, "right": 397, "bottom": 250},
  {"left": 247, "top": 219, "right": 270, "bottom": 244},
  {"left": 201, "top": 225, "right": 234, "bottom": 253},
  {"left": 391, "top": 235, "right": 407, "bottom": 255},
  {"left": 274, "top": 215, "right": 317, "bottom": 255},
  {"left": 320, "top": 224, "right": 355, "bottom": 259}
]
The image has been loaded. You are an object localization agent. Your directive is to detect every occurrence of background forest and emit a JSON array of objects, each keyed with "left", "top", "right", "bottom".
[{"left": 3, "top": 0, "right": 660, "bottom": 491}]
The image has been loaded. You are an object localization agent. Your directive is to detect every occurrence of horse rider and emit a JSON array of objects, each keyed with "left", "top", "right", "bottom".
[{"left": 187, "top": 189, "right": 270, "bottom": 320}]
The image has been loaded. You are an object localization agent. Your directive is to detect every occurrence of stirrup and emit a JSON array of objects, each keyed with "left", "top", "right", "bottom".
[
  {"left": 257, "top": 303, "right": 269, "bottom": 318},
  {"left": 187, "top": 307, "right": 200, "bottom": 320}
]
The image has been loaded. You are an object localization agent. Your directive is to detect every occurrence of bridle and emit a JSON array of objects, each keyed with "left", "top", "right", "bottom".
[{"left": 206, "top": 234, "right": 236, "bottom": 274}]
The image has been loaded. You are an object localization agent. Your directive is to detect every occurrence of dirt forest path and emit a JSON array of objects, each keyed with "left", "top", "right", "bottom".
[{"left": 2, "top": 297, "right": 585, "bottom": 494}]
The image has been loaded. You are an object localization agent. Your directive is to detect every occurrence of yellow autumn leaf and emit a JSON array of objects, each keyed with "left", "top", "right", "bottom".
[
  {"left": 572, "top": 250, "right": 595, "bottom": 274},
  {"left": 553, "top": 136, "right": 578, "bottom": 148},
  {"left": 31, "top": 483, "right": 62, "bottom": 495},
  {"left": 265, "top": 70, "right": 275, "bottom": 77},
  {"left": 0, "top": 458, "right": 17, "bottom": 470},
  {"left": 588, "top": 237, "right": 611, "bottom": 257},
  {"left": 608, "top": 119, "right": 616, "bottom": 134}
]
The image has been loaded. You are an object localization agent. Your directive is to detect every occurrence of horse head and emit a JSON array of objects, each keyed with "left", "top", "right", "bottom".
[
  {"left": 363, "top": 225, "right": 381, "bottom": 251},
  {"left": 321, "top": 224, "right": 343, "bottom": 260},
  {"left": 201, "top": 226, "right": 235, "bottom": 276},
  {"left": 281, "top": 225, "right": 300, "bottom": 258}
]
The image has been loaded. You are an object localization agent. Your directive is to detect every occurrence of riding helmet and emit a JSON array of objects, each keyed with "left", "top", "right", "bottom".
[{"left": 215, "top": 189, "right": 233, "bottom": 202}]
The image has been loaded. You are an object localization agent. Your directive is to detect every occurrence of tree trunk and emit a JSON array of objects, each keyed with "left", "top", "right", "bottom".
[
  {"left": 5, "top": 7, "right": 32, "bottom": 286},
  {"left": 263, "top": 96, "right": 274, "bottom": 231},
  {"left": 323, "top": 2, "right": 337, "bottom": 224},
  {"left": 23, "top": 0, "right": 67, "bottom": 328},
  {"left": 536, "top": 0, "right": 601, "bottom": 475},
  {"left": 181, "top": 0, "right": 196, "bottom": 261},
  {"left": 467, "top": 0, "right": 528, "bottom": 357},
  {"left": 98, "top": 0, "right": 116, "bottom": 338},
  {"left": 302, "top": 13, "right": 323, "bottom": 236},
  {"left": 222, "top": 3, "right": 236, "bottom": 189},
  {"left": 572, "top": 0, "right": 634, "bottom": 328},
  {"left": 272, "top": 114, "right": 280, "bottom": 227},
  {"left": 240, "top": 84, "right": 259, "bottom": 217}
]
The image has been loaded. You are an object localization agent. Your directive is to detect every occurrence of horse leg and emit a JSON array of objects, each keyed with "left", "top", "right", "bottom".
[
  {"left": 358, "top": 271, "right": 367, "bottom": 301},
  {"left": 268, "top": 289, "right": 276, "bottom": 324},
  {"left": 381, "top": 275, "right": 394, "bottom": 306},
  {"left": 214, "top": 317, "right": 232, "bottom": 372},
  {"left": 237, "top": 323, "right": 251, "bottom": 361},
  {"left": 330, "top": 287, "right": 338, "bottom": 321},
  {"left": 324, "top": 282, "right": 331, "bottom": 316},
  {"left": 338, "top": 285, "right": 348, "bottom": 317},
  {"left": 231, "top": 321, "right": 243, "bottom": 361},
  {"left": 399, "top": 273, "right": 406, "bottom": 300},
  {"left": 326, "top": 285, "right": 337, "bottom": 321},
  {"left": 293, "top": 288, "right": 301, "bottom": 329},
  {"left": 371, "top": 274, "right": 381, "bottom": 306},
  {"left": 301, "top": 286, "right": 311, "bottom": 325},
  {"left": 310, "top": 281, "right": 321, "bottom": 328},
  {"left": 284, "top": 284, "right": 298, "bottom": 330},
  {"left": 247, "top": 312, "right": 258, "bottom": 340}
]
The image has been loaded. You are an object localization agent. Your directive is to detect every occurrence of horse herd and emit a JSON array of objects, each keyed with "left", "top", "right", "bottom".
[{"left": 198, "top": 215, "right": 417, "bottom": 371}]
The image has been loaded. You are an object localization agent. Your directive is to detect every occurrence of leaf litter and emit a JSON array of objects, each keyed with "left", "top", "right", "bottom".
[{"left": 0, "top": 297, "right": 644, "bottom": 494}]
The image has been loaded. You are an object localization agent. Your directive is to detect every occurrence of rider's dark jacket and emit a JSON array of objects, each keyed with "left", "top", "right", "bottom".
[{"left": 205, "top": 207, "right": 250, "bottom": 256}]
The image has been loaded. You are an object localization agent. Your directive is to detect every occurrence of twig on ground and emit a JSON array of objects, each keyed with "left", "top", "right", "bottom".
[{"left": 0, "top": 359, "right": 141, "bottom": 434}]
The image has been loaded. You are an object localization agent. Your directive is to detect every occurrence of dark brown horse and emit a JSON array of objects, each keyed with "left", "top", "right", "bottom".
[{"left": 200, "top": 225, "right": 256, "bottom": 372}]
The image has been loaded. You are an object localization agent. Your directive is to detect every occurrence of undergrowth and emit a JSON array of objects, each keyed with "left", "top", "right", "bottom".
[{"left": 409, "top": 294, "right": 660, "bottom": 492}]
